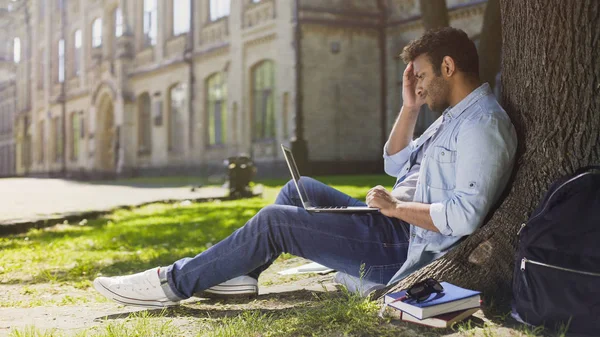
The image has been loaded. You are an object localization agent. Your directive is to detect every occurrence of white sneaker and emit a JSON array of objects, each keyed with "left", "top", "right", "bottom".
[
  {"left": 93, "top": 267, "right": 180, "bottom": 308},
  {"left": 199, "top": 276, "right": 259, "bottom": 298}
]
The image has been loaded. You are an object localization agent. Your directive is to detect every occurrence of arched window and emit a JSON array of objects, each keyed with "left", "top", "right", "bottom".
[
  {"left": 92, "top": 18, "right": 103, "bottom": 48},
  {"left": 252, "top": 60, "right": 275, "bottom": 141},
  {"left": 70, "top": 112, "right": 80, "bottom": 160},
  {"left": 209, "top": 0, "right": 230, "bottom": 21},
  {"left": 13, "top": 37, "right": 21, "bottom": 63},
  {"left": 169, "top": 83, "right": 186, "bottom": 152},
  {"left": 74, "top": 30, "right": 82, "bottom": 76},
  {"left": 137, "top": 93, "right": 152, "bottom": 154},
  {"left": 58, "top": 39, "right": 65, "bottom": 83},
  {"left": 114, "top": 8, "right": 123, "bottom": 38},
  {"left": 143, "top": 0, "right": 158, "bottom": 46},
  {"left": 173, "top": 0, "right": 190, "bottom": 35},
  {"left": 206, "top": 73, "right": 227, "bottom": 146},
  {"left": 38, "top": 120, "right": 45, "bottom": 164}
]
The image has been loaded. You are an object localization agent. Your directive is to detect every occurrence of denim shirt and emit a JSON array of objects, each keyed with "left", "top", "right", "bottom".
[{"left": 384, "top": 83, "right": 517, "bottom": 285}]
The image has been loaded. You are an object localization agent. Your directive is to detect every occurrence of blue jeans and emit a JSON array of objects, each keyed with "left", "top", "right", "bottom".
[{"left": 163, "top": 177, "right": 410, "bottom": 300}]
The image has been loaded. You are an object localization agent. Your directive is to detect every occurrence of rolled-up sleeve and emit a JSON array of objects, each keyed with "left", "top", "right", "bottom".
[
  {"left": 383, "top": 140, "right": 415, "bottom": 177},
  {"left": 429, "top": 114, "right": 517, "bottom": 236}
]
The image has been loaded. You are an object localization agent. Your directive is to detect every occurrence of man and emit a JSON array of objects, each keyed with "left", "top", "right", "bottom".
[{"left": 93, "top": 27, "right": 517, "bottom": 307}]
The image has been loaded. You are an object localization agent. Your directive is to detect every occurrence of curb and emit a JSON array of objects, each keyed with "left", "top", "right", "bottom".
[{"left": 0, "top": 192, "right": 262, "bottom": 236}]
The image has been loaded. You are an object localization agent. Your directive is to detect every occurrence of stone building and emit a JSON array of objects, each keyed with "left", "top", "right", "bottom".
[
  {"left": 0, "top": 0, "right": 21, "bottom": 177},
  {"left": 7, "top": 0, "right": 487, "bottom": 178}
]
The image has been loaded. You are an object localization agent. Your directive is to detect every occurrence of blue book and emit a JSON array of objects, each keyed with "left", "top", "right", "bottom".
[{"left": 383, "top": 282, "right": 481, "bottom": 320}]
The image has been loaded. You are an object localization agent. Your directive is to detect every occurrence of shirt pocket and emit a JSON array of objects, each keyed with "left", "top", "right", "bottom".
[{"left": 425, "top": 146, "right": 457, "bottom": 190}]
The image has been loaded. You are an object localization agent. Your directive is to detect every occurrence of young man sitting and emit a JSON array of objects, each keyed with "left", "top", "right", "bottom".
[{"left": 93, "top": 27, "right": 517, "bottom": 307}]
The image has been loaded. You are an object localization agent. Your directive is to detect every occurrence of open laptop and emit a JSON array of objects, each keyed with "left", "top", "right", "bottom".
[{"left": 281, "top": 145, "right": 379, "bottom": 213}]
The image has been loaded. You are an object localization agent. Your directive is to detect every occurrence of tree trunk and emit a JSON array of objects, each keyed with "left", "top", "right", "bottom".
[
  {"left": 478, "top": 0, "right": 501, "bottom": 89},
  {"left": 419, "top": 0, "right": 449, "bottom": 31},
  {"left": 382, "top": 0, "right": 600, "bottom": 305}
]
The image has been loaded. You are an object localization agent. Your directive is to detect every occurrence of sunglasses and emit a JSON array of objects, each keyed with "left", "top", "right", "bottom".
[{"left": 393, "top": 278, "right": 444, "bottom": 304}]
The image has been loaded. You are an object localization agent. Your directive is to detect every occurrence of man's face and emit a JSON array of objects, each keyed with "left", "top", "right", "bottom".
[{"left": 412, "top": 54, "right": 451, "bottom": 113}]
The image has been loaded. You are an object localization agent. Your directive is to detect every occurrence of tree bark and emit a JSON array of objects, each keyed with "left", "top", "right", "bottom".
[
  {"left": 419, "top": 0, "right": 449, "bottom": 31},
  {"left": 478, "top": 0, "right": 502, "bottom": 89},
  {"left": 382, "top": 0, "right": 600, "bottom": 305}
]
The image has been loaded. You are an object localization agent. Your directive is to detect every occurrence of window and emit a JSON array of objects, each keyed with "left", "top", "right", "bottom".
[
  {"left": 173, "top": 0, "right": 190, "bottom": 36},
  {"left": 58, "top": 39, "right": 65, "bottom": 83},
  {"left": 53, "top": 117, "right": 63, "bottom": 162},
  {"left": 74, "top": 30, "right": 82, "bottom": 75},
  {"left": 115, "top": 7, "right": 123, "bottom": 38},
  {"left": 71, "top": 112, "right": 79, "bottom": 160},
  {"left": 92, "top": 18, "right": 102, "bottom": 48},
  {"left": 252, "top": 60, "right": 275, "bottom": 140},
  {"left": 206, "top": 73, "right": 227, "bottom": 146},
  {"left": 37, "top": 120, "right": 44, "bottom": 164},
  {"left": 143, "top": 0, "right": 158, "bottom": 46},
  {"left": 13, "top": 37, "right": 21, "bottom": 63},
  {"left": 138, "top": 93, "right": 152, "bottom": 153},
  {"left": 209, "top": 0, "right": 230, "bottom": 21},
  {"left": 37, "top": 48, "right": 44, "bottom": 90},
  {"left": 169, "top": 83, "right": 186, "bottom": 152},
  {"left": 79, "top": 111, "right": 85, "bottom": 139}
]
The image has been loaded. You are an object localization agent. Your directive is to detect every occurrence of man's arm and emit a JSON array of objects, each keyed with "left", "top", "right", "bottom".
[
  {"left": 366, "top": 185, "right": 438, "bottom": 232},
  {"left": 386, "top": 62, "right": 423, "bottom": 156},
  {"left": 369, "top": 114, "right": 517, "bottom": 236}
]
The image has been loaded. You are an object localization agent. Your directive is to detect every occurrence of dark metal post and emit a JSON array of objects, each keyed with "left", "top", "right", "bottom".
[{"left": 291, "top": 0, "right": 308, "bottom": 173}]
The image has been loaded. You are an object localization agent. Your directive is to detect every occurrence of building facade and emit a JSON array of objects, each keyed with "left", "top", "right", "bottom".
[
  {"left": 0, "top": 0, "right": 20, "bottom": 177},
  {"left": 6, "top": 0, "right": 486, "bottom": 179}
]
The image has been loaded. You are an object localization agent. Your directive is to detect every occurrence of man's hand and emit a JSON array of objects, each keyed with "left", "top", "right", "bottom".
[
  {"left": 366, "top": 185, "right": 399, "bottom": 217},
  {"left": 402, "top": 62, "right": 425, "bottom": 111}
]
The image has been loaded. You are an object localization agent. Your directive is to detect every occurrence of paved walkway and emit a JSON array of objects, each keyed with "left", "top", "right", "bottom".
[{"left": 0, "top": 178, "right": 230, "bottom": 231}]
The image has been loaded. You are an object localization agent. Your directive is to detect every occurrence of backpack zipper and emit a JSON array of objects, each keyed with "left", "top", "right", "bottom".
[
  {"left": 526, "top": 171, "right": 597, "bottom": 225},
  {"left": 520, "top": 258, "right": 600, "bottom": 277},
  {"left": 518, "top": 170, "right": 599, "bottom": 237},
  {"left": 517, "top": 223, "right": 526, "bottom": 235}
]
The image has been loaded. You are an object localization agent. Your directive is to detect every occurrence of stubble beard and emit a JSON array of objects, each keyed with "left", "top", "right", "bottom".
[{"left": 427, "top": 76, "right": 450, "bottom": 114}]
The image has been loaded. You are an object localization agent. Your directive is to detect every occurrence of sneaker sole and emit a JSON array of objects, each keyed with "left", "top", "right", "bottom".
[
  {"left": 93, "top": 279, "right": 179, "bottom": 308},
  {"left": 197, "top": 285, "right": 259, "bottom": 299}
]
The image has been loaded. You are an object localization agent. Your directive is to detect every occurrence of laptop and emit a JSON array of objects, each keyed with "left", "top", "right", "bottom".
[{"left": 281, "top": 145, "right": 379, "bottom": 213}]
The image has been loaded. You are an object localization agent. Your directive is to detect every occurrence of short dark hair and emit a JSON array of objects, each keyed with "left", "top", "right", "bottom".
[{"left": 400, "top": 27, "right": 479, "bottom": 77}]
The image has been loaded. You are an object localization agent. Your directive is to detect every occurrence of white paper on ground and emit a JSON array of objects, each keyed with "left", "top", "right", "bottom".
[
  {"left": 334, "top": 272, "right": 387, "bottom": 297},
  {"left": 277, "top": 262, "right": 335, "bottom": 275}
]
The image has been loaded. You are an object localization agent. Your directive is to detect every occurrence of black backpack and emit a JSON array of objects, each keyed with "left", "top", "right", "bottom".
[{"left": 512, "top": 166, "right": 600, "bottom": 336}]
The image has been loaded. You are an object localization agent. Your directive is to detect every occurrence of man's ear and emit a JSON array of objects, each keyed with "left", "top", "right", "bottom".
[{"left": 441, "top": 56, "right": 456, "bottom": 78}]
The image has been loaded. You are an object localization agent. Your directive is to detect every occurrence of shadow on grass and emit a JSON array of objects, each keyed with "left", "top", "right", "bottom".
[{"left": 96, "top": 289, "right": 339, "bottom": 322}]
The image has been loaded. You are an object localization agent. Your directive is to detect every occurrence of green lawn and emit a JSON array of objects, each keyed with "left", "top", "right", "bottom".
[{"left": 1, "top": 174, "right": 558, "bottom": 337}]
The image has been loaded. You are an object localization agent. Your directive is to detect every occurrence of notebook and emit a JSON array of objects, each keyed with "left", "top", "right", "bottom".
[{"left": 383, "top": 282, "right": 481, "bottom": 320}]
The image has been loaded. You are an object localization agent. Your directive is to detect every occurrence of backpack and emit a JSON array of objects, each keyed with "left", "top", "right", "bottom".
[{"left": 511, "top": 166, "right": 600, "bottom": 336}]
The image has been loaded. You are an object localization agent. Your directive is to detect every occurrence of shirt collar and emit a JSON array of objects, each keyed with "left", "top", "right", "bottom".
[{"left": 444, "top": 83, "right": 492, "bottom": 120}]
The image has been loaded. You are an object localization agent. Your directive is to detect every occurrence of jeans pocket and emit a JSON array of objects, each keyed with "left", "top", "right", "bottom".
[{"left": 364, "top": 262, "right": 406, "bottom": 284}]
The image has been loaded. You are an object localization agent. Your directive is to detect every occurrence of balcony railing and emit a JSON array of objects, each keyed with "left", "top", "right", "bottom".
[
  {"left": 243, "top": 0, "right": 275, "bottom": 29},
  {"left": 165, "top": 35, "right": 187, "bottom": 59},
  {"left": 66, "top": 76, "right": 80, "bottom": 94},
  {"left": 200, "top": 17, "right": 229, "bottom": 46}
]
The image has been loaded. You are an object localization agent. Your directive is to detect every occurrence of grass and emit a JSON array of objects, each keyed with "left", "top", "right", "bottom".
[
  {"left": 0, "top": 175, "right": 392, "bottom": 288},
  {"left": 1, "top": 174, "right": 564, "bottom": 336}
]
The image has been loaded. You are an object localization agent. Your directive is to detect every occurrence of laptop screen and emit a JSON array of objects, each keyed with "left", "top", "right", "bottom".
[{"left": 281, "top": 145, "right": 312, "bottom": 207}]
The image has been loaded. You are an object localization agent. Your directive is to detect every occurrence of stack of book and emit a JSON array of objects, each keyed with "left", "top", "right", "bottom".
[{"left": 382, "top": 282, "right": 481, "bottom": 328}]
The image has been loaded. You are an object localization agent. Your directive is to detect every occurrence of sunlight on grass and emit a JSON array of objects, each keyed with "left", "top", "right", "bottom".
[{"left": 0, "top": 175, "right": 390, "bottom": 288}]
